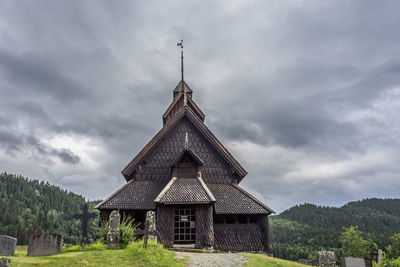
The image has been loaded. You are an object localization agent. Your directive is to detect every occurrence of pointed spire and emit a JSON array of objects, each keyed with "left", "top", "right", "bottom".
[{"left": 177, "top": 40, "right": 184, "bottom": 82}]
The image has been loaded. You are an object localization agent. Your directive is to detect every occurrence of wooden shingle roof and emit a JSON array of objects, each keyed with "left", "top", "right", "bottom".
[
  {"left": 122, "top": 106, "right": 247, "bottom": 182},
  {"left": 94, "top": 180, "right": 167, "bottom": 210},
  {"left": 207, "top": 184, "right": 275, "bottom": 214},
  {"left": 155, "top": 177, "right": 215, "bottom": 204}
]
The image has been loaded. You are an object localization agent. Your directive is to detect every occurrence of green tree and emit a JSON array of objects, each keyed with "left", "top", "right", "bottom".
[
  {"left": 386, "top": 233, "right": 400, "bottom": 259},
  {"left": 340, "top": 226, "right": 377, "bottom": 258}
]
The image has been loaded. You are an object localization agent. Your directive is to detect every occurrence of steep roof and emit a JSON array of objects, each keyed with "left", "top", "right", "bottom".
[
  {"left": 154, "top": 177, "right": 215, "bottom": 204},
  {"left": 94, "top": 180, "right": 167, "bottom": 210},
  {"left": 207, "top": 184, "right": 275, "bottom": 214},
  {"left": 122, "top": 106, "right": 247, "bottom": 182}
]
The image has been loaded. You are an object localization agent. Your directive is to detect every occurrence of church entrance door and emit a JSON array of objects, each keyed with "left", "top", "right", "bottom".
[{"left": 174, "top": 208, "right": 195, "bottom": 244}]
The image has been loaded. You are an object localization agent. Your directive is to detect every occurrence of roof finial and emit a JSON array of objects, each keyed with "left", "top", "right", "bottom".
[
  {"left": 185, "top": 131, "right": 189, "bottom": 149},
  {"left": 177, "top": 40, "right": 184, "bottom": 82}
]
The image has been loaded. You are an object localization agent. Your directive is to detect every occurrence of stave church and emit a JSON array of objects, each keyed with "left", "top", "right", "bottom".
[{"left": 96, "top": 45, "right": 275, "bottom": 252}]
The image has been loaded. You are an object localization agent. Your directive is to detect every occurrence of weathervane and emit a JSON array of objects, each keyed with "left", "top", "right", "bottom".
[{"left": 177, "top": 40, "right": 184, "bottom": 82}]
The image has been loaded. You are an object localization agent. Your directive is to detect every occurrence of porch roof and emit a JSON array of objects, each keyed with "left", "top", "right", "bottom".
[{"left": 155, "top": 177, "right": 216, "bottom": 204}]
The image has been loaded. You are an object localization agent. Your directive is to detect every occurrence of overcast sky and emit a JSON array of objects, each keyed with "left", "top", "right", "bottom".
[{"left": 1, "top": 1, "right": 399, "bottom": 212}]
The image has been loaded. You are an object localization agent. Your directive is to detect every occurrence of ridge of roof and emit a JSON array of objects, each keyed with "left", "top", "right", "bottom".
[
  {"left": 122, "top": 106, "right": 247, "bottom": 181},
  {"left": 232, "top": 184, "right": 276, "bottom": 214},
  {"left": 162, "top": 91, "right": 184, "bottom": 119},
  {"left": 155, "top": 177, "right": 215, "bottom": 204},
  {"left": 154, "top": 177, "right": 177, "bottom": 203},
  {"left": 198, "top": 176, "right": 216, "bottom": 202}
]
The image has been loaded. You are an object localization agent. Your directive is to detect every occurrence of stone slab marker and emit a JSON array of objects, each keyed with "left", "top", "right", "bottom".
[
  {"left": 341, "top": 257, "right": 366, "bottom": 267},
  {"left": 317, "top": 251, "right": 336, "bottom": 267},
  {"left": 0, "top": 258, "right": 11, "bottom": 267},
  {"left": 107, "top": 210, "right": 120, "bottom": 249},
  {"left": 0, "top": 236, "right": 17, "bottom": 256},
  {"left": 27, "top": 233, "right": 63, "bottom": 256}
]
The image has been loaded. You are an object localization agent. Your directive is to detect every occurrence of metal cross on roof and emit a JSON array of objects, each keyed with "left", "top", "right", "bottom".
[
  {"left": 177, "top": 40, "right": 184, "bottom": 82},
  {"left": 73, "top": 203, "right": 97, "bottom": 247}
]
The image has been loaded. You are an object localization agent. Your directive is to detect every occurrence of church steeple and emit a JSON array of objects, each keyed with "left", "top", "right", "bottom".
[
  {"left": 162, "top": 41, "right": 203, "bottom": 125},
  {"left": 174, "top": 40, "right": 193, "bottom": 99}
]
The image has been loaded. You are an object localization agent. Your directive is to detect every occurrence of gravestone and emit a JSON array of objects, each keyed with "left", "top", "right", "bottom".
[
  {"left": 27, "top": 233, "right": 63, "bottom": 256},
  {"left": 341, "top": 257, "right": 366, "bottom": 267},
  {"left": 146, "top": 211, "right": 157, "bottom": 241},
  {"left": 0, "top": 236, "right": 17, "bottom": 256},
  {"left": 378, "top": 249, "right": 383, "bottom": 266},
  {"left": 107, "top": 210, "right": 120, "bottom": 249},
  {"left": 317, "top": 251, "right": 336, "bottom": 267},
  {"left": 0, "top": 258, "right": 11, "bottom": 267}
]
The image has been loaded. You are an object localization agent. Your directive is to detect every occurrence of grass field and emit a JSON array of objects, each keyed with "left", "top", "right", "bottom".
[
  {"left": 10, "top": 241, "right": 186, "bottom": 267},
  {"left": 243, "top": 253, "right": 309, "bottom": 267},
  {"left": 9, "top": 244, "right": 308, "bottom": 267}
]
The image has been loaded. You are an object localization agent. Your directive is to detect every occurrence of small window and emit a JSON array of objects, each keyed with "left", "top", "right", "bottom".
[
  {"left": 249, "top": 215, "right": 259, "bottom": 224},
  {"left": 238, "top": 215, "right": 248, "bottom": 224},
  {"left": 225, "top": 215, "right": 236, "bottom": 224},
  {"left": 214, "top": 215, "right": 224, "bottom": 224}
]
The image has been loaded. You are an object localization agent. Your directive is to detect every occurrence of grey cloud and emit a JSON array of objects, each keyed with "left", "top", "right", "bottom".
[{"left": 0, "top": 0, "right": 400, "bottom": 211}]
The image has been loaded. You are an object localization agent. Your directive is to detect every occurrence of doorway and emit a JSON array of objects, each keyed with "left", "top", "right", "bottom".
[{"left": 174, "top": 208, "right": 195, "bottom": 244}]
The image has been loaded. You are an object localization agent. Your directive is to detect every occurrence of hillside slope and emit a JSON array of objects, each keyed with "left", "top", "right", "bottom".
[
  {"left": 0, "top": 172, "right": 99, "bottom": 244},
  {"left": 270, "top": 199, "right": 400, "bottom": 260}
]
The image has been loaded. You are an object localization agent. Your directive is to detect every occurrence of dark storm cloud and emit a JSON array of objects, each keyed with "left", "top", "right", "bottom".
[
  {"left": 1, "top": 0, "right": 400, "bottom": 212},
  {"left": 0, "top": 50, "right": 89, "bottom": 102}
]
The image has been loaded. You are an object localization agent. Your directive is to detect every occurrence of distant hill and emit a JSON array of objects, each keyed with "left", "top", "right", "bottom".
[
  {"left": 0, "top": 172, "right": 99, "bottom": 244},
  {"left": 270, "top": 198, "right": 400, "bottom": 260}
]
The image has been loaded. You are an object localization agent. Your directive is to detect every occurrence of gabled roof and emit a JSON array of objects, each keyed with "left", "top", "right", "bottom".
[
  {"left": 173, "top": 80, "right": 193, "bottom": 94},
  {"left": 172, "top": 147, "right": 204, "bottom": 167},
  {"left": 162, "top": 90, "right": 205, "bottom": 125},
  {"left": 122, "top": 106, "right": 247, "bottom": 182},
  {"left": 207, "top": 183, "right": 275, "bottom": 214},
  {"left": 154, "top": 177, "right": 215, "bottom": 204},
  {"left": 94, "top": 180, "right": 167, "bottom": 210}
]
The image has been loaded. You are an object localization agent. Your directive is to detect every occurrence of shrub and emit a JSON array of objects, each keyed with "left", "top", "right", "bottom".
[
  {"left": 83, "top": 241, "right": 106, "bottom": 251},
  {"left": 97, "top": 214, "right": 137, "bottom": 248},
  {"left": 386, "top": 233, "right": 400, "bottom": 259},
  {"left": 62, "top": 245, "right": 81, "bottom": 253},
  {"left": 98, "top": 220, "right": 109, "bottom": 243},
  {"left": 119, "top": 215, "right": 137, "bottom": 248}
]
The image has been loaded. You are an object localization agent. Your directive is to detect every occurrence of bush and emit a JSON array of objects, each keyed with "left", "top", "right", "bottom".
[
  {"left": 386, "top": 233, "right": 400, "bottom": 259},
  {"left": 378, "top": 255, "right": 400, "bottom": 267},
  {"left": 83, "top": 241, "right": 106, "bottom": 251},
  {"left": 97, "top": 213, "right": 137, "bottom": 248},
  {"left": 119, "top": 215, "right": 137, "bottom": 248},
  {"left": 98, "top": 220, "right": 109, "bottom": 243}
]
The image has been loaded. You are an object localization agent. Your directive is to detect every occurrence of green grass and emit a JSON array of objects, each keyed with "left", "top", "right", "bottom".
[
  {"left": 10, "top": 240, "right": 187, "bottom": 267},
  {"left": 243, "top": 253, "right": 309, "bottom": 267}
]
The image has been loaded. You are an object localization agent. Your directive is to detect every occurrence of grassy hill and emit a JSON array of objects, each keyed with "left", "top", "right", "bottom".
[
  {"left": 0, "top": 172, "right": 99, "bottom": 244},
  {"left": 270, "top": 199, "right": 400, "bottom": 260}
]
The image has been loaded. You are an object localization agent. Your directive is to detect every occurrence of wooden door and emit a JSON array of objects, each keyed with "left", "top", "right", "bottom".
[{"left": 174, "top": 208, "right": 195, "bottom": 244}]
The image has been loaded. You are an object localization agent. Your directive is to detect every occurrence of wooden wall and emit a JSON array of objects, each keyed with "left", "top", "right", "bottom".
[
  {"left": 156, "top": 205, "right": 174, "bottom": 248},
  {"left": 214, "top": 215, "right": 270, "bottom": 252},
  {"left": 195, "top": 205, "right": 214, "bottom": 248}
]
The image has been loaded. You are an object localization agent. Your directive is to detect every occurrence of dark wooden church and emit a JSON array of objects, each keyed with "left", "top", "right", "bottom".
[{"left": 96, "top": 48, "right": 275, "bottom": 252}]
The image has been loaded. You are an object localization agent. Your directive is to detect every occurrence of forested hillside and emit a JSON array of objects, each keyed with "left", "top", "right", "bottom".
[
  {"left": 270, "top": 199, "right": 400, "bottom": 260},
  {"left": 0, "top": 172, "right": 99, "bottom": 245}
]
